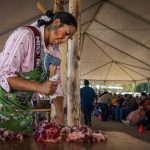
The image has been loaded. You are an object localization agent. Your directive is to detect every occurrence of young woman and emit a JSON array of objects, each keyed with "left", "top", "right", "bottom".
[{"left": 0, "top": 11, "right": 77, "bottom": 131}]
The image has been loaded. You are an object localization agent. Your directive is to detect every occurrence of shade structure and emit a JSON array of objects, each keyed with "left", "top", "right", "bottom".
[{"left": 0, "top": 0, "right": 150, "bottom": 83}]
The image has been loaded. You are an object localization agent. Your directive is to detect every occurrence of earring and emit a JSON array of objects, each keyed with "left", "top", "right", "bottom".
[{"left": 51, "top": 24, "right": 58, "bottom": 30}]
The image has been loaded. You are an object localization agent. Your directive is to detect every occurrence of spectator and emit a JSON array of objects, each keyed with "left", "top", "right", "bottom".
[
  {"left": 115, "top": 94, "right": 137, "bottom": 121},
  {"left": 80, "top": 79, "right": 96, "bottom": 127},
  {"left": 122, "top": 92, "right": 150, "bottom": 126},
  {"left": 98, "top": 91, "right": 112, "bottom": 121}
]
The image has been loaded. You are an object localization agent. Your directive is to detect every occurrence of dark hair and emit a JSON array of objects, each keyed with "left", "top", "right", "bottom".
[
  {"left": 124, "top": 94, "right": 129, "bottom": 98},
  {"left": 103, "top": 91, "right": 108, "bottom": 95},
  {"left": 84, "top": 79, "right": 89, "bottom": 86},
  {"left": 38, "top": 10, "right": 77, "bottom": 29},
  {"left": 141, "top": 92, "right": 147, "bottom": 98}
]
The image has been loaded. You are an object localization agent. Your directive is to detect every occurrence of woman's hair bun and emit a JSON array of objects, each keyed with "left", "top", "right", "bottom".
[
  {"left": 45, "top": 10, "right": 54, "bottom": 18},
  {"left": 37, "top": 10, "right": 54, "bottom": 27},
  {"left": 37, "top": 19, "right": 47, "bottom": 27}
]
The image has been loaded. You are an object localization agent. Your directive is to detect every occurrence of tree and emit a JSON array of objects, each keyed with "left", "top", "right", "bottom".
[
  {"left": 121, "top": 83, "right": 136, "bottom": 92},
  {"left": 136, "top": 83, "right": 150, "bottom": 93}
]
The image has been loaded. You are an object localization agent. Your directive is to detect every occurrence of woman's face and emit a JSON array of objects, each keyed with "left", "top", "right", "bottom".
[
  {"left": 140, "top": 95, "right": 146, "bottom": 100},
  {"left": 46, "top": 20, "right": 77, "bottom": 45}
]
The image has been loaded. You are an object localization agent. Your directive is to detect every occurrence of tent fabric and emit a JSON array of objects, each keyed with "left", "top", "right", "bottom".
[{"left": 0, "top": 0, "right": 150, "bottom": 83}]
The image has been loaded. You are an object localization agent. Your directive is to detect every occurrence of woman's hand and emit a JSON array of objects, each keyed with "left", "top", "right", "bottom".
[
  {"left": 7, "top": 76, "right": 58, "bottom": 96},
  {"left": 36, "top": 80, "right": 58, "bottom": 96}
]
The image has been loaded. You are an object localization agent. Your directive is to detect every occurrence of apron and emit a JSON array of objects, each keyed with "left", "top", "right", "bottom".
[{"left": 0, "top": 26, "right": 45, "bottom": 133}]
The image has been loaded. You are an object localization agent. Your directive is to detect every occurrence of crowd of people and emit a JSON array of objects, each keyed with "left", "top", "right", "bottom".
[
  {"left": 92, "top": 89, "right": 150, "bottom": 130},
  {"left": 80, "top": 80, "right": 150, "bottom": 131}
]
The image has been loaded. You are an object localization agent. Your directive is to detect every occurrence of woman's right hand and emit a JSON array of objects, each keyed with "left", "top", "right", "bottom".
[{"left": 36, "top": 80, "right": 58, "bottom": 96}]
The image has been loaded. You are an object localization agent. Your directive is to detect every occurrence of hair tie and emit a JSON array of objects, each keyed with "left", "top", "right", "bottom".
[
  {"left": 31, "top": 11, "right": 54, "bottom": 27},
  {"left": 41, "top": 15, "right": 52, "bottom": 23},
  {"left": 53, "top": 13, "right": 58, "bottom": 20}
]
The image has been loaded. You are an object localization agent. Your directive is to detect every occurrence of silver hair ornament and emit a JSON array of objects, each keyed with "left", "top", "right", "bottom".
[{"left": 31, "top": 15, "right": 52, "bottom": 27}]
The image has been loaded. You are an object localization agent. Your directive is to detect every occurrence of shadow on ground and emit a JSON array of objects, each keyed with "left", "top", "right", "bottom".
[{"left": 91, "top": 116, "right": 150, "bottom": 143}]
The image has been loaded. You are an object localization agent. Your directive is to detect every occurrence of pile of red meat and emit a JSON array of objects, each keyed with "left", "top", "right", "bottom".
[
  {"left": 0, "top": 128, "right": 26, "bottom": 141},
  {"left": 34, "top": 122, "right": 107, "bottom": 143}
]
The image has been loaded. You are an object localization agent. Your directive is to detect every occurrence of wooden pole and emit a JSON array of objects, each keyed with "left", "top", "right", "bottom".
[
  {"left": 53, "top": 0, "right": 64, "bottom": 13},
  {"left": 53, "top": 0, "right": 68, "bottom": 121},
  {"left": 67, "top": 0, "right": 81, "bottom": 126},
  {"left": 36, "top": 0, "right": 64, "bottom": 14},
  {"left": 36, "top": 2, "right": 47, "bottom": 14},
  {"left": 47, "top": 0, "right": 66, "bottom": 122}
]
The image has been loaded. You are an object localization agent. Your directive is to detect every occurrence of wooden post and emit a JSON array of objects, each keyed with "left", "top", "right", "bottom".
[
  {"left": 49, "top": 0, "right": 66, "bottom": 122},
  {"left": 36, "top": 2, "right": 47, "bottom": 14},
  {"left": 67, "top": 0, "right": 81, "bottom": 126},
  {"left": 53, "top": 1, "right": 67, "bottom": 105},
  {"left": 53, "top": 0, "right": 64, "bottom": 13}
]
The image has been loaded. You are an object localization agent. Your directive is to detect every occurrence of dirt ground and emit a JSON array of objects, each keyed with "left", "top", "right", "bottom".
[{"left": 0, "top": 116, "right": 150, "bottom": 150}]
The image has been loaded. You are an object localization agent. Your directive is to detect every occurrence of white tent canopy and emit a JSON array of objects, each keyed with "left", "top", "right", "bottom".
[{"left": 0, "top": 0, "right": 150, "bottom": 83}]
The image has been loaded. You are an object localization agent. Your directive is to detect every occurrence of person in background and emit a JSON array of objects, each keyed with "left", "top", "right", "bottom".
[
  {"left": 139, "top": 92, "right": 148, "bottom": 106},
  {"left": 98, "top": 91, "right": 112, "bottom": 121},
  {"left": 136, "top": 92, "right": 150, "bottom": 128},
  {"left": 80, "top": 79, "right": 96, "bottom": 127},
  {"left": 122, "top": 92, "right": 149, "bottom": 126},
  {"left": 148, "top": 93, "right": 150, "bottom": 100},
  {"left": 115, "top": 94, "right": 138, "bottom": 121},
  {"left": 109, "top": 93, "right": 118, "bottom": 120}
]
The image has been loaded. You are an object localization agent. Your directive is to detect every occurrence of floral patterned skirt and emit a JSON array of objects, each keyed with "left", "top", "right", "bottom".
[{"left": 0, "top": 67, "right": 43, "bottom": 133}]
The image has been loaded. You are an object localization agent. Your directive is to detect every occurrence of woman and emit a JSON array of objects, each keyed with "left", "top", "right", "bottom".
[
  {"left": 122, "top": 92, "right": 148, "bottom": 126},
  {"left": 0, "top": 11, "right": 77, "bottom": 132}
]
